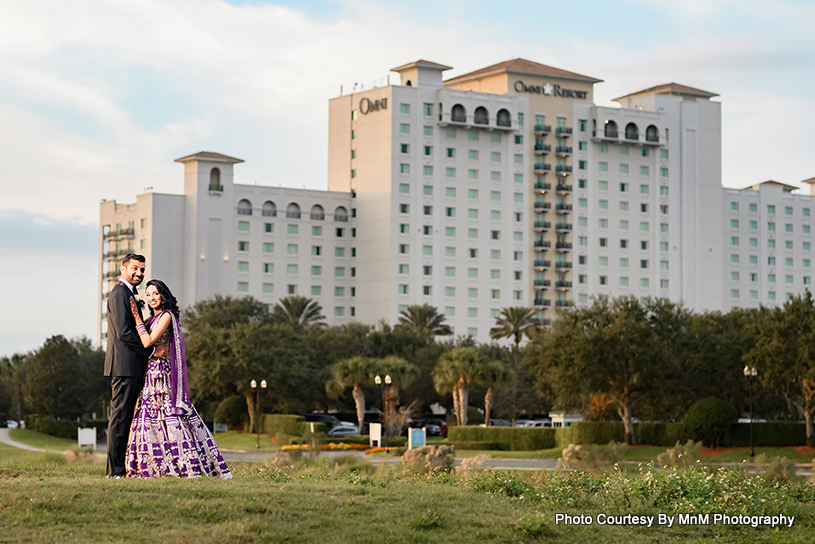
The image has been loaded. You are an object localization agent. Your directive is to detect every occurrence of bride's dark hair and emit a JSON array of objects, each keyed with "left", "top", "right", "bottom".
[{"left": 146, "top": 279, "right": 180, "bottom": 318}]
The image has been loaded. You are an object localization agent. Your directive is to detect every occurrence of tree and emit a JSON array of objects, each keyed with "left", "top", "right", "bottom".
[
  {"left": 745, "top": 292, "right": 815, "bottom": 446},
  {"left": 326, "top": 356, "right": 378, "bottom": 431},
  {"left": 397, "top": 304, "right": 452, "bottom": 338},
  {"left": 683, "top": 397, "right": 736, "bottom": 449},
  {"left": 489, "top": 307, "right": 538, "bottom": 349},
  {"left": 525, "top": 296, "right": 691, "bottom": 444},
  {"left": 432, "top": 347, "right": 490, "bottom": 426},
  {"left": 0, "top": 354, "right": 26, "bottom": 423},
  {"left": 375, "top": 355, "right": 419, "bottom": 436},
  {"left": 474, "top": 360, "right": 514, "bottom": 426},
  {"left": 183, "top": 294, "right": 268, "bottom": 331},
  {"left": 270, "top": 295, "right": 325, "bottom": 330}
]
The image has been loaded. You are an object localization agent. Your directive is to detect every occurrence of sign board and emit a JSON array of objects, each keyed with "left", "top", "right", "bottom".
[
  {"left": 77, "top": 428, "right": 96, "bottom": 448},
  {"left": 214, "top": 423, "right": 228, "bottom": 433},
  {"left": 369, "top": 423, "right": 382, "bottom": 448},
  {"left": 408, "top": 427, "right": 426, "bottom": 450}
]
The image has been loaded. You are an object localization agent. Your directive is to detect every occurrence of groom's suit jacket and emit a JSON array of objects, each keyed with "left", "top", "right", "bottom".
[{"left": 104, "top": 282, "right": 152, "bottom": 377}]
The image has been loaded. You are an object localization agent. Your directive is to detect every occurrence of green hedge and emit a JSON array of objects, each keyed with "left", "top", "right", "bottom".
[
  {"left": 259, "top": 414, "right": 328, "bottom": 437},
  {"left": 448, "top": 441, "right": 500, "bottom": 451},
  {"left": 28, "top": 416, "right": 80, "bottom": 440},
  {"left": 448, "top": 422, "right": 807, "bottom": 450}
]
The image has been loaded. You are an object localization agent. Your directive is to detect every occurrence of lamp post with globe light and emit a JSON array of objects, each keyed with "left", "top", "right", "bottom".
[
  {"left": 375, "top": 374, "right": 392, "bottom": 452},
  {"left": 250, "top": 379, "right": 267, "bottom": 449},
  {"left": 743, "top": 366, "right": 758, "bottom": 457}
]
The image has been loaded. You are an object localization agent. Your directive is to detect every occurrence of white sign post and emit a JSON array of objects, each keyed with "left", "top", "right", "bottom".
[
  {"left": 369, "top": 423, "right": 382, "bottom": 448},
  {"left": 77, "top": 428, "right": 96, "bottom": 449}
]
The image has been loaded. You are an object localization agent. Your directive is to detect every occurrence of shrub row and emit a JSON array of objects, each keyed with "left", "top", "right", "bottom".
[
  {"left": 449, "top": 422, "right": 807, "bottom": 450},
  {"left": 448, "top": 441, "right": 500, "bottom": 450},
  {"left": 259, "top": 414, "right": 327, "bottom": 437},
  {"left": 28, "top": 416, "right": 80, "bottom": 440}
]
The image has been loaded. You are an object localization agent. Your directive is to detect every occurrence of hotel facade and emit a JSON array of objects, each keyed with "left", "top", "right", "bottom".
[{"left": 97, "top": 58, "right": 815, "bottom": 345}]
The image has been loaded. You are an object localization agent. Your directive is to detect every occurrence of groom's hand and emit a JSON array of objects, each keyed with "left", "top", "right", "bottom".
[{"left": 154, "top": 345, "right": 166, "bottom": 359}]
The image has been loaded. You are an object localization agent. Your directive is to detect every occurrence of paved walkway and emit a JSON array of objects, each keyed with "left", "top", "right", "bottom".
[{"left": 0, "top": 428, "right": 48, "bottom": 452}]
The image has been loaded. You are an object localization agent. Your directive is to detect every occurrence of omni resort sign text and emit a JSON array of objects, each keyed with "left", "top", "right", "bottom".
[
  {"left": 514, "top": 80, "right": 588, "bottom": 99},
  {"left": 359, "top": 97, "right": 388, "bottom": 114}
]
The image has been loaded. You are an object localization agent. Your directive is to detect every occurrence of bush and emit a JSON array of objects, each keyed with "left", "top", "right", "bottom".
[
  {"left": 656, "top": 440, "right": 702, "bottom": 470},
  {"left": 448, "top": 441, "right": 499, "bottom": 450},
  {"left": 28, "top": 416, "right": 80, "bottom": 440},
  {"left": 558, "top": 441, "right": 627, "bottom": 472},
  {"left": 684, "top": 397, "right": 736, "bottom": 448},
  {"left": 755, "top": 454, "right": 798, "bottom": 484},
  {"left": 448, "top": 426, "right": 556, "bottom": 451},
  {"left": 214, "top": 396, "right": 249, "bottom": 431},
  {"left": 402, "top": 445, "right": 455, "bottom": 475}
]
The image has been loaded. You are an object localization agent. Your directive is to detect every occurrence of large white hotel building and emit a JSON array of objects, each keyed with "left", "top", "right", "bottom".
[{"left": 98, "top": 58, "right": 815, "bottom": 344}]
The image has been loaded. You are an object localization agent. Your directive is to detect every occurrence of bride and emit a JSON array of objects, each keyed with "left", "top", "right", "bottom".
[{"left": 126, "top": 279, "right": 231, "bottom": 479}]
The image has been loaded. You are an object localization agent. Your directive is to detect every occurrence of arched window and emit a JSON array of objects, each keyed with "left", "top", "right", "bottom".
[
  {"left": 310, "top": 204, "right": 325, "bottom": 220},
  {"left": 286, "top": 202, "right": 301, "bottom": 219},
  {"left": 474, "top": 106, "right": 488, "bottom": 125},
  {"left": 334, "top": 206, "right": 349, "bottom": 222},
  {"left": 496, "top": 109, "right": 511, "bottom": 127},
  {"left": 209, "top": 168, "right": 221, "bottom": 191},
  {"left": 625, "top": 122, "right": 639, "bottom": 140},
  {"left": 451, "top": 104, "right": 466, "bottom": 123},
  {"left": 645, "top": 125, "right": 659, "bottom": 143},
  {"left": 237, "top": 199, "right": 252, "bottom": 216},
  {"left": 262, "top": 201, "right": 277, "bottom": 217},
  {"left": 604, "top": 120, "right": 618, "bottom": 138}
]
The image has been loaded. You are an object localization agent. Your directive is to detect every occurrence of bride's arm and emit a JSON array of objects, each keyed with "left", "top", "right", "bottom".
[{"left": 130, "top": 299, "right": 173, "bottom": 348}]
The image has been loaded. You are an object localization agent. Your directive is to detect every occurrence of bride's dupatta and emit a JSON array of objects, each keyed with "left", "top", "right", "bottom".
[{"left": 147, "top": 310, "right": 192, "bottom": 415}]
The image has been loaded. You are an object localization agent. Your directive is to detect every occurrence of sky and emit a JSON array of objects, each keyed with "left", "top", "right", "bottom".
[{"left": 1, "top": 0, "right": 813, "bottom": 357}]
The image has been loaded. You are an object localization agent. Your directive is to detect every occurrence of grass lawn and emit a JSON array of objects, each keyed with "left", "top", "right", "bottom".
[
  {"left": 213, "top": 431, "right": 283, "bottom": 452},
  {"left": 2, "top": 446, "right": 815, "bottom": 543},
  {"left": 8, "top": 428, "right": 82, "bottom": 451}
]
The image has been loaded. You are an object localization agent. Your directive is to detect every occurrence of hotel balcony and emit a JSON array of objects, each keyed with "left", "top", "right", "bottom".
[
  {"left": 534, "top": 163, "right": 551, "bottom": 174},
  {"left": 555, "top": 204, "right": 573, "bottom": 214},
  {"left": 555, "top": 281, "right": 573, "bottom": 290},
  {"left": 104, "top": 229, "right": 135, "bottom": 240},
  {"left": 533, "top": 259, "right": 551, "bottom": 269},
  {"left": 533, "top": 221, "right": 551, "bottom": 232},
  {"left": 534, "top": 124, "right": 551, "bottom": 135},
  {"left": 555, "top": 223, "right": 572, "bottom": 232},
  {"left": 555, "top": 242, "right": 573, "bottom": 252},
  {"left": 555, "top": 261, "right": 573, "bottom": 271},
  {"left": 534, "top": 297, "right": 552, "bottom": 308},
  {"left": 555, "top": 183, "right": 572, "bottom": 194},
  {"left": 592, "top": 129, "right": 619, "bottom": 141},
  {"left": 103, "top": 249, "right": 130, "bottom": 261},
  {"left": 555, "top": 146, "right": 572, "bottom": 156},
  {"left": 556, "top": 165, "right": 573, "bottom": 174},
  {"left": 533, "top": 201, "right": 551, "bottom": 212},
  {"left": 534, "top": 181, "right": 551, "bottom": 191},
  {"left": 534, "top": 240, "right": 552, "bottom": 251},
  {"left": 644, "top": 134, "right": 660, "bottom": 145},
  {"left": 534, "top": 144, "right": 551, "bottom": 155},
  {"left": 439, "top": 111, "right": 515, "bottom": 131},
  {"left": 533, "top": 279, "right": 551, "bottom": 290},
  {"left": 104, "top": 270, "right": 120, "bottom": 280},
  {"left": 556, "top": 300, "right": 573, "bottom": 308},
  {"left": 556, "top": 127, "right": 573, "bottom": 137},
  {"left": 624, "top": 132, "right": 640, "bottom": 143}
]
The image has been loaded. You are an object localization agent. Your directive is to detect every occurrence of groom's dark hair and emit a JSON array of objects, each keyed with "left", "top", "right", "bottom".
[{"left": 122, "top": 253, "right": 146, "bottom": 266}]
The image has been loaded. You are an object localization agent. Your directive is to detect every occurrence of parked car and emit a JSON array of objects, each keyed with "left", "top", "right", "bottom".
[
  {"left": 407, "top": 418, "right": 444, "bottom": 436},
  {"left": 487, "top": 419, "right": 512, "bottom": 427},
  {"left": 6, "top": 420, "right": 19, "bottom": 429},
  {"left": 301, "top": 413, "right": 343, "bottom": 430},
  {"left": 327, "top": 422, "right": 360, "bottom": 437}
]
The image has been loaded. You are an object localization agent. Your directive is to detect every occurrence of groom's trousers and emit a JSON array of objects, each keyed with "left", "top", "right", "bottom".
[{"left": 106, "top": 376, "right": 142, "bottom": 477}]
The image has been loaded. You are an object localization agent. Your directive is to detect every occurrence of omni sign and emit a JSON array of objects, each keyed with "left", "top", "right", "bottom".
[
  {"left": 359, "top": 97, "right": 388, "bottom": 114},
  {"left": 514, "top": 80, "right": 588, "bottom": 100}
]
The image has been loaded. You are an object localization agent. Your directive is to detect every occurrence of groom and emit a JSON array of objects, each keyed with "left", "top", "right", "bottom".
[{"left": 104, "top": 253, "right": 165, "bottom": 478}]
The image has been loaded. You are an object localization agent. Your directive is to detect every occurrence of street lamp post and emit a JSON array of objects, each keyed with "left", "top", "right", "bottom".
[
  {"left": 375, "top": 374, "right": 392, "bottom": 452},
  {"left": 743, "top": 366, "right": 758, "bottom": 457},
  {"left": 250, "top": 379, "right": 267, "bottom": 449}
]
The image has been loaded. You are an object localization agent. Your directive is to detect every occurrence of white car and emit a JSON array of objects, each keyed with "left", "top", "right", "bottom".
[
  {"left": 6, "top": 420, "right": 22, "bottom": 429},
  {"left": 327, "top": 422, "right": 360, "bottom": 437}
]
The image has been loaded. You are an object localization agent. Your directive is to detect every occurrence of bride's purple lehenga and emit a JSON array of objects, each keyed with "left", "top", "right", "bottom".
[{"left": 126, "top": 309, "right": 231, "bottom": 479}]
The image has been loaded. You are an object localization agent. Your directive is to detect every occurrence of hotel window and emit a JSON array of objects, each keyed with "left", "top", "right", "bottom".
[
  {"left": 424, "top": 165, "right": 433, "bottom": 174},
  {"left": 806, "top": 277, "right": 812, "bottom": 285},
  {"left": 786, "top": 275, "right": 794, "bottom": 284},
  {"left": 423, "top": 265, "right": 432, "bottom": 276},
  {"left": 468, "top": 228, "right": 478, "bottom": 239},
  {"left": 492, "top": 133, "right": 501, "bottom": 143},
  {"left": 400, "top": 164, "right": 410, "bottom": 174},
  {"left": 445, "top": 287, "right": 455, "bottom": 297},
  {"left": 491, "top": 230, "right": 500, "bottom": 240},
  {"left": 237, "top": 282, "right": 248, "bottom": 292},
  {"left": 287, "top": 284, "right": 296, "bottom": 295},
  {"left": 423, "top": 186, "right": 433, "bottom": 196},
  {"left": 398, "top": 183, "right": 410, "bottom": 194},
  {"left": 351, "top": 130, "right": 356, "bottom": 140},
  {"left": 468, "top": 149, "right": 478, "bottom": 160},
  {"left": 620, "top": 220, "right": 629, "bottom": 230},
  {"left": 750, "top": 273, "right": 757, "bottom": 282},
  {"left": 467, "top": 268, "right": 478, "bottom": 279},
  {"left": 398, "top": 264, "right": 409, "bottom": 274},
  {"left": 423, "top": 103, "right": 432, "bottom": 116},
  {"left": 731, "top": 237, "right": 739, "bottom": 246},
  {"left": 640, "top": 259, "right": 649, "bottom": 269},
  {"left": 468, "top": 169, "right": 478, "bottom": 180},
  {"left": 805, "top": 242, "right": 811, "bottom": 251},
  {"left": 514, "top": 135, "right": 523, "bottom": 145},
  {"left": 768, "top": 240, "right": 775, "bottom": 250},
  {"left": 786, "top": 241, "right": 793, "bottom": 250},
  {"left": 579, "top": 236, "right": 587, "bottom": 246},
  {"left": 579, "top": 198, "right": 587, "bottom": 208},
  {"left": 620, "top": 146, "right": 628, "bottom": 156},
  {"left": 514, "top": 173, "right": 523, "bottom": 184},
  {"left": 640, "top": 222, "right": 649, "bottom": 232},
  {"left": 804, "top": 208, "right": 811, "bottom": 217},
  {"left": 140, "top": 239, "right": 146, "bottom": 249},
  {"left": 579, "top": 179, "right": 586, "bottom": 188},
  {"left": 491, "top": 250, "right": 500, "bottom": 259},
  {"left": 469, "top": 131, "right": 478, "bottom": 141},
  {"left": 599, "top": 256, "right": 608, "bottom": 266},
  {"left": 660, "top": 187, "right": 668, "bottom": 196},
  {"left": 640, "top": 184, "right": 649, "bottom": 194},
  {"left": 265, "top": 223, "right": 274, "bottom": 233},
  {"left": 768, "top": 205, "right": 776, "bottom": 214},
  {"left": 786, "top": 223, "right": 793, "bottom": 233},
  {"left": 599, "top": 276, "right": 607, "bottom": 285},
  {"left": 599, "top": 218, "right": 608, "bottom": 228},
  {"left": 423, "top": 205, "right": 432, "bottom": 215},
  {"left": 619, "top": 182, "right": 628, "bottom": 193},
  {"left": 422, "top": 286, "right": 432, "bottom": 296},
  {"left": 446, "top": 128, "right": 456, "bottom": 139},
  {"left": 490, "top": 210, "right": 501, "bottom": 221},
  {"left": 618, "top": 257, "right": 628, "bottom": 268},
  {"left": 288, "top": 224, "right": 299, "bottom": 235},
  {"left": 749, "top": 255, "right": 757, "bottom": 264},
  {"left": 447, "top": 207, "right": 456, "bottom": 217},
  {"left": 514, "top": 251, "right": 522, "bottom": 261},
  {"left": 578, "top": 217, "right": 587, "bottom": 227},
  {"left": 730, "top": 219, "right": 739, "bottom": 229},
  {"left": 399, "top": 244, "right": 408, "bottom": 254},
  {"left": 238, "top": 241, "right": 249, "bottom": 251},
  {"left": 747, "top": 220, "right": 756, "bottom": 230},
  {"left": 660, "top": 260, "right": 669, "bottom": 270},
  {"left": 311, "top": 265, "right": 322, "bottom": 276},
  {"left": 424, "top": 146, "right": 432, "bottom": 156},
  {"left": 445, "top": 187, "right": 456, "bottom": 198},
  {"left": 786, "top": 258, "right": 794, "bottom": 266},
  {"left": 805, "top": 225, "right": 811, "bottom": 234},
  {"left": 399, "top": 123, "right": 410, "bottom": 134},
  {"left": 490, "top": 152, "right": 501, "bottom": 162},
  {"left": 264, "top": 263, "right": 273, "bottom": 273},
  {"left": 599, "top": 162, "right": 608, "bottom": 172},
  {"left": 423, "top": 225, "right": 431, "bottom": 235},
  {"left": 400, "top": 143, "right": 409, "bottom": 154},
  {"left": 807, "top": 259, "right": 812, "bottom": 268},
  {"left": 424, "top": 126, "right": 433, "bottom": 136},
  {"left": 640, "top": 166, "right": 649, "bottom": 176},
  {"left": 596, "top": 181, "right": 607, "bottom": 191},
  {"left": 446, "top": 167, "right": 456, "bottom": 178},
  {"left": 423, "top": 245, "right": 432, "bottom": 256},
  {"left": 238, "top": 221, "right": 249, "bottom": 232},
  {"left": 399, "top": 223, "right": 409, "bottom": 234},
  {"left": 620, "top": 164, "right": 629, "bottom": 174},
  {"left": 490, "top": 171, "right": 501, "bottom": 182},
  {"left": 398, "top": 284, "right": 409, "bottom": 295},
  {"left": 398, "top": 103, "right": 410, "bottom": 114},
  {"left": 579, "top": 255, "right": 587, "bottom": 265},
  {"left": 578, "top": 141, "right": 587, "bottom": 151},
  {"left": 286, "top": 244, "right": 297, "bottom": 255},
  {"left": 468, "top": 209, "right": 478, "bottom": 219},
  {"left": 312, "top": 245, "right": 322, "bottom": 256},
  {"left": 579, "top": 160, "right": 586, "bottom": 170},
  {"left": 769, "top": 257, "right": 776, "bottom": 266},
  {"left": 445, "top": 267, "right": 455, "bottom": 278},
  {"left": 238, "top": 261, "right": 249, "bottom": 272},
  {"left": 491, "top": 191, "right": 501, "bottom": 201},
  {"left": 514, "top": 154, "right": 523, "bottom": 164},
  {"left": 287, "top": 264, "right": 298, "bottom": 275},
  {"left": 445, "top": 227, "right": 455, "bottom": 237},
  {"left": 660, "top": 242, "right": 668, "bottom": 252},
  {"left": 599, "top": 199, "right": 608, "bottom": 209},
  {"left": 468, "top": 189, "right": 479, "bottom": 200},
  {"left": 785, "top": 206, "right": 793, "bottom": 216},
  {"left": 262, "top": 283, "right": 273, "bottom": 294}
]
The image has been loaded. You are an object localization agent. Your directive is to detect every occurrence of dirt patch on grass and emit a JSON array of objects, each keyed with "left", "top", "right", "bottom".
[
  {"left": 794, "top": 446, "right": 815, "bottom": 455},
  {"left": 700, "top": 447, "right": 739, "bottom": 456}
]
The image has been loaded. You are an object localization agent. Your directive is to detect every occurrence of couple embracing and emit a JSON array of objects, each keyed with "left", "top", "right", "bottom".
[{"left": 104, "top": 253, "right": 231, "bottom": 480}]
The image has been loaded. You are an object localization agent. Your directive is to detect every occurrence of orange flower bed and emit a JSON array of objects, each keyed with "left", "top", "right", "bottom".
[{"left": 281, "top": 442, "right": 369, "bottom": 452}]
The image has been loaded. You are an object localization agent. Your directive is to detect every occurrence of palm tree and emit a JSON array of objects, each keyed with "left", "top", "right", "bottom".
[
  {"left": 475, "top": 360, "right": 514, "bottom": 426},
  {"left": 397, "top": 304, "right": 452, "bottom": 337},
  {"left": 375, "top": 355, "right": 419, "bottom": 436},
  {"left": 432, "top": 347, "right": 487, "bottom": 426},
  {"left": 489, "top": 307, "right": 539, "bottom": 349},
  {"left": 326, "top": 356, "right": 377, "bottom": 432},
  {"left": 270, "top": 295, "right": 325, "bottom": 329}
]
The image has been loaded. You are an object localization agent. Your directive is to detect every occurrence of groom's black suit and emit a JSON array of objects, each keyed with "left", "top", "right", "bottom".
[{"left": 105, "top": 281, "right": 152, "bottom": 477}]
